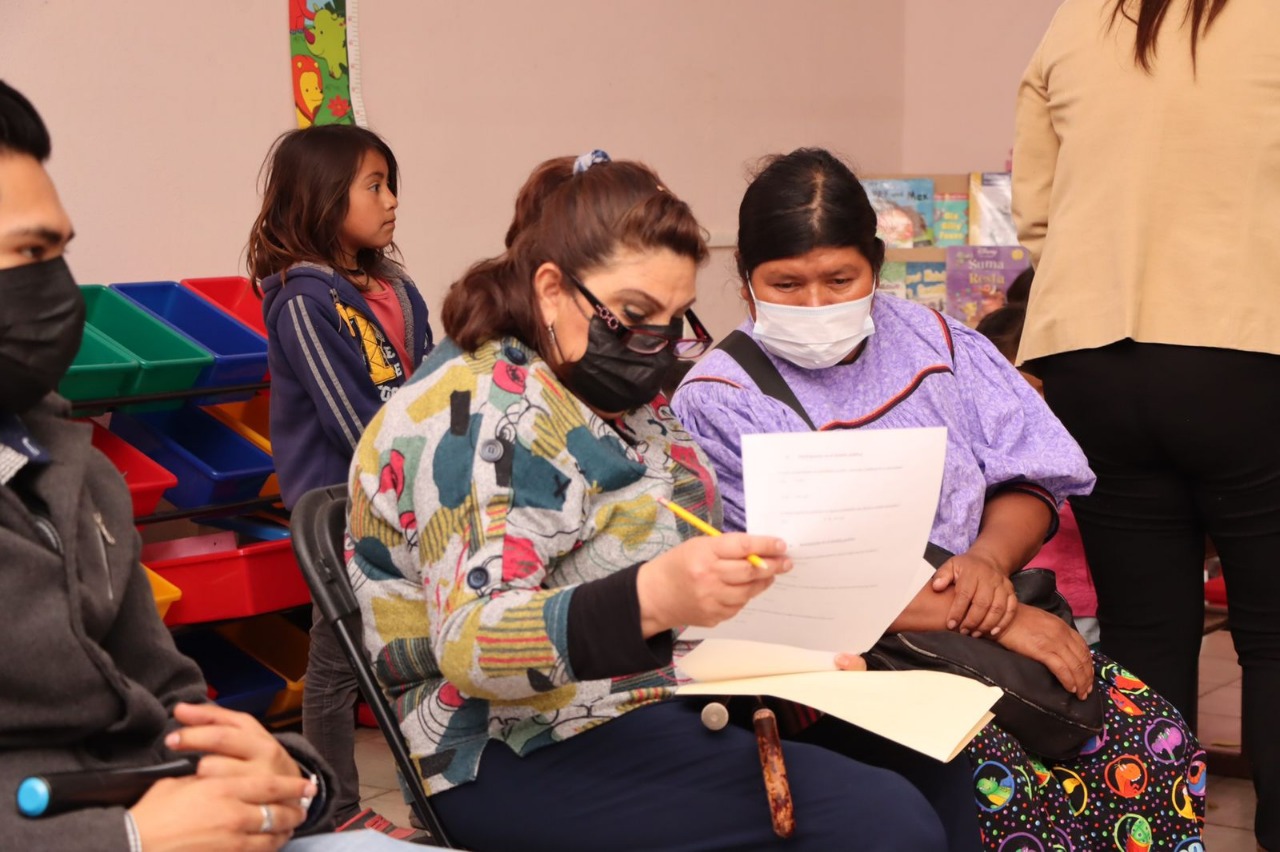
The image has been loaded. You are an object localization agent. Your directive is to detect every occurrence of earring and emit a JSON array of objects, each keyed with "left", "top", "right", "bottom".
[{"left": 546, "top": 323, "right": 557, "bottom": 344}]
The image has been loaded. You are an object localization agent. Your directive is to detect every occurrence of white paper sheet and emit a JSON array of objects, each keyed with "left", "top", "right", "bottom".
[{"left": 683, "top": 427, "right": 947, "bottom": 653}]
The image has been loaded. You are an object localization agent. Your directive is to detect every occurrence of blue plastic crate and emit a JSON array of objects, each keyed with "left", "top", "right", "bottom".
[
  {"left": 112, "top": 282, "right": 268, "bottom": 396},
  {"left": 173, "top": 629, "right": 286, "bottom": 718},
  {"left": 109, "top": 407, "right": 275, "bottom": 508}
]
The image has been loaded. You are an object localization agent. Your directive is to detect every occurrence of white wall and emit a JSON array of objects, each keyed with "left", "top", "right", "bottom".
[{"left": 2, "top": 1, "right": 1059, "bottom": 338}]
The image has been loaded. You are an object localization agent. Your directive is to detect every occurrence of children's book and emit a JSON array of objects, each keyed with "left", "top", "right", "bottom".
[
  {"left": 676, "top": 428, "right": 1001, "bottom": 763},
  {"left": 878, "top": 261, "right": 908, "bottom": 301},
  {"left": 945, "top": 246, "right": 1032, "bottom": 325},
  {"left": 865, "top": 179, "right": 935, "bottom": 248},
  {"left": 904, "top": 261, "right": 948, "bottom": 313},
  {"left": 934, "top": 192, "right": 969, "bottom": 247},
  {"left": 968, "top": 173, "right": 1018, "bottom": 246}
]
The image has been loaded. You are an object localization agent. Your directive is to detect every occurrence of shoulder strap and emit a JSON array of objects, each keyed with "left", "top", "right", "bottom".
[{"left": 716, "top": 331, "right": 817, "bottom": 431}]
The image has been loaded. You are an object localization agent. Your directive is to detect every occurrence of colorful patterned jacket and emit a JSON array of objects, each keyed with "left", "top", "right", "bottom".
[{"left": 347, "top": 336, "right": 719, "bottom": 794}]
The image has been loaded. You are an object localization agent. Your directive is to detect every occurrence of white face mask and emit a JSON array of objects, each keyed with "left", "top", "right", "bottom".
[{"left": 747, "top": 282, "right": 877, "bottom": 369}]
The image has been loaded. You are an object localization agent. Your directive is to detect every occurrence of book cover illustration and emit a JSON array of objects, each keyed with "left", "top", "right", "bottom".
[
  {"left": 945, "top": 246, "right": 1031, "bottom": 325},
  {"left": 968, "top": 173, "right": 1017, "bottom": 246},
  {"left": 865, "top": 179, "right": 935, "bottom": 248},
  {"left": 904, "top": 262, "right": 948, "bottom": 313},
  {"left": 934, "top": 192, "right": 969, "bottom": 247},
  {"left": 879, "top": 261, "right": 908, "bottom": 301}
]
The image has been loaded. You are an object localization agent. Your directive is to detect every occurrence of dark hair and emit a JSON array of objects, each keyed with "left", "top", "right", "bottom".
[
  {"left": 0, "top": 81, "right": 51, "bottom": 161},
  {"left": 976, "top": 304, "right": 1027, "bottom": 362},
  {"left": 1111, "top": 0, "right": 1230, "bottom": 71},
  {"left": 442, "top": 156, "right": 708, "bottom": 354},
  {"left": 736, "top": 148, "right": 885, "bottom": 282},
  {"left": 246, "top": 124, "right": 400, "bottom": 286},
  {"left": 1005, "top": 267, "right": 1034, "bottom": 306}
]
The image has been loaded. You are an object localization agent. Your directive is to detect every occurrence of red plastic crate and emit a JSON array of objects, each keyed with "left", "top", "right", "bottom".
[
  {"left": 86, "top": 420, "right": 178, "bottom": 517},
  {"left": 180, "top": 277, "right": 268, "bottom": 338},
  {"left": 142, "top": 535, "right": 310, "bottom": 625},
  {"left": 1205, "top": 575, "right": 1227, "bottom": 607}
]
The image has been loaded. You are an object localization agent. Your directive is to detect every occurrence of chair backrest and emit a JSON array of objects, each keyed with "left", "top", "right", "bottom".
[{"left": 290, "top": 485, "right": 454, "bottom": 848}]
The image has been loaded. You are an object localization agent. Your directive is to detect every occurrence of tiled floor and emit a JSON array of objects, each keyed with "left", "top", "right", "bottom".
[
  {"left": 354, "top": 630, "right": 1262, "bottom": 849},
  {"left": 1199, "top": 628, "right": 1260, "bottom": 851}
]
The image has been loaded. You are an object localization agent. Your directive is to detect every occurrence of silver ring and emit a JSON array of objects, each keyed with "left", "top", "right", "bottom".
[{"left": 259, "top": 803, "right": 275, "bottom": 833}]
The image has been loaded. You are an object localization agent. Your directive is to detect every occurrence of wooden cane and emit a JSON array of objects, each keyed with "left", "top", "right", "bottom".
[{"left": 753, "top": 702, "right": 796, "bottom": 838}]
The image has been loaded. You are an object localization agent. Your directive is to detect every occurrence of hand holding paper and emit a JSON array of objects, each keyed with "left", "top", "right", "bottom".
[
  {"left": 682, "top": 426, "right": 949, "bottom": 653},
  {"left": 674, "top": 427, "right": 1002, "bottom": 762},
  {"left": 636, "top": 528, "right": 791, "bottom": 637}
]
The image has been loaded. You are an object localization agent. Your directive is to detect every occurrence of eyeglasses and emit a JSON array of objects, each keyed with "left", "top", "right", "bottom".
[{"left": 568, "top": 273, "right": 713, "bottom": 359}]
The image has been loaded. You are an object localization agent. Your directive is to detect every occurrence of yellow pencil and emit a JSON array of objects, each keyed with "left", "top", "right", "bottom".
[{"left": 656, "top": 497, "right": 769, "bottom": 571}]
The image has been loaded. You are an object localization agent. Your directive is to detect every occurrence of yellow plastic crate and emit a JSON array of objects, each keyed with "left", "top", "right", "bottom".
[{"left": 145, "top": 566, "right": 183, "bottom": 622}]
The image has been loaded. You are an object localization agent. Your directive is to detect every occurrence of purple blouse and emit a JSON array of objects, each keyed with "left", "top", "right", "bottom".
[{"left": 672, "top": 295, "right": 1095, "bottom": 555}]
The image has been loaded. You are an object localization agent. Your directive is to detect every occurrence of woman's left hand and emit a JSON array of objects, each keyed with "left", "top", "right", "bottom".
[
  {"left": 166, "top": 702, "right": 302, "bottom": 782},
  {"left": 931, "top": 552, "right": 1017, "bottom": 638},
  {"left": 834, "top": 653, "right": 866, "bottom": 671}
]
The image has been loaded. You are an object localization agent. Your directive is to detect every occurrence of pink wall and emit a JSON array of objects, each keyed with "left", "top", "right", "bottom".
[
  {"left": 1, "top": 1, "right": 1058, "bottom": 338},
  {"left": 901, "top": 0, "right": 1063, "bottom": 173}
]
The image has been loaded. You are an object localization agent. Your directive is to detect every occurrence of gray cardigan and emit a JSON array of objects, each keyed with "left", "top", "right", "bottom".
[{"left": 0, "top": 395, "right": 336, "bottom": 849}]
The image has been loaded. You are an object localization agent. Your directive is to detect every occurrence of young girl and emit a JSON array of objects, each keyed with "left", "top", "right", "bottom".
[{"left": 248, "top": 124, "right": 432, "bottom": 840}]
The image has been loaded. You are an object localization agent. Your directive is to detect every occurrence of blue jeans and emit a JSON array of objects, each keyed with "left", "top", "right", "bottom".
[{"left": 287, "top": 831, "right": 438, "bottom": 851}]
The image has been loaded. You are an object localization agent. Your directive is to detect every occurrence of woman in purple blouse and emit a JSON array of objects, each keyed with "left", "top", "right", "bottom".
[{"left": 673, "top": 149, "right": 1205, "bottom": 850}]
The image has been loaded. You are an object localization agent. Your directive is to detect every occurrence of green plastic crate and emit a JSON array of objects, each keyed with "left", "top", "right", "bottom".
[
  {"left": 58, "top": 324, "right": 139, "bottom": 402},
  {"left": 80, "top": 285, "right": 213, "bottom": 409}
]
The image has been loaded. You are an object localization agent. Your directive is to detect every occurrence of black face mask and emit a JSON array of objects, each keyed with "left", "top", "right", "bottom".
[
  {"left": 0, "top": 256, "right": 86, "bottom": 414},
  {"left": 565, "top": 315, "right": 677, "bottom": 414}
]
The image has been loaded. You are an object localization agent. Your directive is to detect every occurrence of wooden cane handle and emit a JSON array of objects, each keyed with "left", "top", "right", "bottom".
[{"left": 753, "top": 706, "right": 795, "bottom": 839}]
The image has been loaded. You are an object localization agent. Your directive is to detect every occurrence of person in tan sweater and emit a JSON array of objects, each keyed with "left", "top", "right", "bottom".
[{"left": 1013, "top": 1, "right": 1280, "bottom": 847}]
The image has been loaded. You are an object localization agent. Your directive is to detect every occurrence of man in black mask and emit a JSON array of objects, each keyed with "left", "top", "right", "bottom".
[{"left": 0, "top": 81, "right": 432, "bottom": 851}]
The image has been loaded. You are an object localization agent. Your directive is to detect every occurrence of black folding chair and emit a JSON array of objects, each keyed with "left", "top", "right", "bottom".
[{"left": 290, "top": 485, "right": 453, "bottom": 848}]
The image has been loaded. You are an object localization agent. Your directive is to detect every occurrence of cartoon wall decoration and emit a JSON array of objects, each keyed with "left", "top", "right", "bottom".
[{"left": 289, "top": 0, "right": 364, "bottom": 127}]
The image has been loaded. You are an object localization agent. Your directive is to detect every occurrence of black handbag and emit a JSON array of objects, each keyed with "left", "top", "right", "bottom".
[
  {"left": 864, "top": 554, "right": 1103, "bottom": 759},
  {"left": 702, "top": 330, "right": 1105, "bottom": 759}
]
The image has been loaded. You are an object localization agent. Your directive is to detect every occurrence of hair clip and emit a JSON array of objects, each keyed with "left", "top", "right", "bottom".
[{"left": 573, "top": 149, "right": 611, "bottom": 175}]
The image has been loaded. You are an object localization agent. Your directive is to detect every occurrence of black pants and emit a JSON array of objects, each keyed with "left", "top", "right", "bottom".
[
  {"left": 304, "top": 606, "right": 362, "bottom": 825},
  {"left": 1037, "top": 340, "right": 1280, "bottom": 848}
]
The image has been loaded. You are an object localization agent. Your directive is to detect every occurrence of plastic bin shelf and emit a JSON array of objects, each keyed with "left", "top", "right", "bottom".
[
  {"left": 109, "top": 407, "right": 275, "bottom": 508},
  {"left": 216, "top": 614, "right": 309, "bottom": 724},
  {"left": 59, "top": 325, "right": 139, "bottom": 403},
  {"left": 206, "top": 392, "right": 278, "bottom": 497},
  {"left": 80, "top": 285, "right": 212, "bottom": 409},
  {"left": 113, "top": 282, "right": 268, "bottom": 393},
  {"left": 173, "top": 629, "right": 286, "bottom": 719},
  {"left": 142, "top": 534, "right": 311, "bottom": 625},
  {"left": 181, "top": 276, "right": 268, "bottom": 338},
  {"left": 85, "top": 420, "right": 178, "bottom": 517}
]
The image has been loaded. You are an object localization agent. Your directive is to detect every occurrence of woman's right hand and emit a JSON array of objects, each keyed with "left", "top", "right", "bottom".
[
  {"left": 128, "top": 772, "right": 314, "bottom": 851},
  {"left": 636, "top": 534, "right": 791, "bottom": 636},
  {"left": 994, "top": 605, "right": 1094, "bottom": 700}
]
